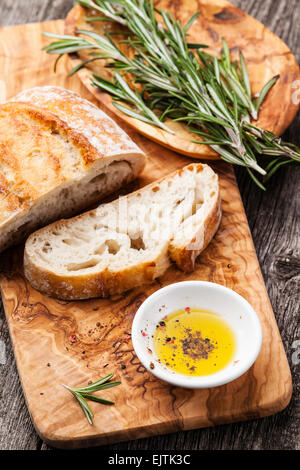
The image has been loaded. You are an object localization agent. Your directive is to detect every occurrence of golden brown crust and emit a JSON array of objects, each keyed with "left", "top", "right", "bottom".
[
  {"left": 24, "top": 250, "right": 168, "bottom": 300},
  {"left": 0, "top": 102, "right": 99, "bottom": 223},
  {"left": 2, "top": 100, "right": 100, "bottom": 160},
  {"left": 11, "top": 86, "right": 144, "bottom": 164}
]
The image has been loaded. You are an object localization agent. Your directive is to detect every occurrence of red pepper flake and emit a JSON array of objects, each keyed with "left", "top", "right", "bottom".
[
  {"left": 141, "top": 331, "right": 148, "bottom": 337},
  {"left": 234, "top": 360, "right": 240, "bottom": 365},
  {"left": 69, "top": 335, "right": 76, "bottom": 343},
  {"left": 185, "top": 307, "right": 191, "bottom": 313},
  {"left": 163, "top": 315, "right": 168, "bottom": 321},
  {"left": 147, "top": 347, "right": 152, "bottom": 354},
  {"left": 115, "top": 322, "right": 121, "bottom": 327},
  {"left": 170, "top": 339, "right": 175, "bottom": 344}
]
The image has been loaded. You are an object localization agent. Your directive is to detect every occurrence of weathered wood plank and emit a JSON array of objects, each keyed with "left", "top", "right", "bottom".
[
  {"left": 0, "top": 0, "right": 299, "bottom": 450},
  {"left": 0, "top": 0, "right": 73, "bottom": 26}
]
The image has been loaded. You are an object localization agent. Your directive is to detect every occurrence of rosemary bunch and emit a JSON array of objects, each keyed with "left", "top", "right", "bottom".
[
  {"left": 63, "top": 373, "right": 121, "bottom": 425},
  {"left": 43, "top": 0, "right": 300, "bottom": 189}
]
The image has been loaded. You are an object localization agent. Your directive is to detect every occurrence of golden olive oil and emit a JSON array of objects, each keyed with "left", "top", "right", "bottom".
[{"left": 153, "top": 308, "right": 236, "bottom": 376}]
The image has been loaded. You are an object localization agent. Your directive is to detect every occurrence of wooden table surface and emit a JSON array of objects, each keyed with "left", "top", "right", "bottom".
[{"left": 0, "top": 0, "right": 299, "bottom": 451}]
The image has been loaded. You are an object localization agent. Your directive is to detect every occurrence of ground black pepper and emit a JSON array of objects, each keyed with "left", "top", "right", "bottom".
[{"left": 181, "top": 328, "right": 215, "bottom": 360}]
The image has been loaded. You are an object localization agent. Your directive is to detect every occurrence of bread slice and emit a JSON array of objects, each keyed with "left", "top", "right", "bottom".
[
  {"left": 0, "top": 86, "right": 145, "bottom": 252},
  {"left": 24, "top": 163, "right": 221, "bottom": 300}
]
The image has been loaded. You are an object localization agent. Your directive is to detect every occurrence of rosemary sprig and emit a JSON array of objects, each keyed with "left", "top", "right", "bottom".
[
  {"left": 62, "top": 373, "right": 121, "bottom": 425},
  {"left": 43, "top": 0, "right": 300, "bottom": 188}
]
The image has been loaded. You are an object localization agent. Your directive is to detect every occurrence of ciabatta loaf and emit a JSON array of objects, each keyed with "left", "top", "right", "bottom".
[
  {"left": 24, "top": 163, "right": 221, "bottom": 300},
  {"left": 0, "top": 86, "right": 145, "bottom": 252}
]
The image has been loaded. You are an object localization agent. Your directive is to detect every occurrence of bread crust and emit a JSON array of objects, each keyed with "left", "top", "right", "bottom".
[
  {"left": 1, "top": 101, "right": 102, "bottom": 167},
  {"left": 11, "top": 86, "right": 144, "bottom": 165},
  {"left": 168, "top": 191, "right": 221, "bottom": 272},
  {"left": 24, "top": 163, "right": 221, "bottom": 300},
  {"left": 0, "top": 87, "right": 145, "bottom": 251},
  {"left": 24, "top": 250, "right": 170, "bottom": 300}
]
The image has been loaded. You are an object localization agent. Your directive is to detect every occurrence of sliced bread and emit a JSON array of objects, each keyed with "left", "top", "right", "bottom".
[
  {"left": 24, "top": 163, "right": 221, "bottom": 300},
  {"left": 0, "top": 86, "right": 145, "bottom": 252}
]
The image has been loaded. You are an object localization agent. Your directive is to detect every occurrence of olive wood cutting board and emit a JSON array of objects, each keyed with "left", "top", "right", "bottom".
[{"left": 0, "top": 10, "right": 296, "bottom": 448}]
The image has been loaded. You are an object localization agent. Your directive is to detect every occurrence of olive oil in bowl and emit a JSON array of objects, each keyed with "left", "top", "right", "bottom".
[{"left": 154, "top": 308, "right": 236, "bottom": 376}]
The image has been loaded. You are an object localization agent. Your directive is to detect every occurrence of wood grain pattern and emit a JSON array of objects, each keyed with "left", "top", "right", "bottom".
[
  {"left": 64, "top": 0, "right": 300, "bottom": 158},
  {"left": 0, "top": 17, "right": 293, "bottom": 449}
]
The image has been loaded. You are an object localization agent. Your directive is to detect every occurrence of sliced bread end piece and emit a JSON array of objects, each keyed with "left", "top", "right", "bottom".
[{"left": 24, "top": 163, "right": 221, "bottom": 300}]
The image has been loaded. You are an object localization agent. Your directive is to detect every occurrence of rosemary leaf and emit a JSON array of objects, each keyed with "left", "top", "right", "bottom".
[
  {"left": 62, "top": 373, "right": 121, "bottom": 425},
  {"left": 80, "top": 393, "right": 115, "bottom": 405},
  {"left": 73, "top": 373, "right": 114, "bottom": 392},
  {"left": 184, "top": 12, "right": 200, "bottom": 32},
  {"left": 255, "top": 75, "right": 280, "bottom": 112}
]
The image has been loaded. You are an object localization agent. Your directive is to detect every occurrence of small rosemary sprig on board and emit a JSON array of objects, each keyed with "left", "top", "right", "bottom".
[
  {"left": 62, "top": 373, "right": 121, "bottom": 425},
  {"left": 43, "top": 0, "right": 300, "bottom": 189}
]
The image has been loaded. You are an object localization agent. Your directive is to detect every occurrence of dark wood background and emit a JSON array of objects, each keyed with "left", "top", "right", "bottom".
[{"left": 0, "top": 0, "right": 299, "bottom": 450}]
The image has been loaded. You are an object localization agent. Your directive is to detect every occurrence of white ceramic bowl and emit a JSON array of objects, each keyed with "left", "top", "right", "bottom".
[{"left": 131, "top": 281, "right": 262, "bottom": 389}]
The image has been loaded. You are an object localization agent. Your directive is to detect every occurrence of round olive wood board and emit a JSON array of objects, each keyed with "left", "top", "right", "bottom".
[
  {"left": 65, "top": 0, "right": 300, "bottom": 159},
  {"left": 0, "top": 19, "right": 293, "bottom": 449}
]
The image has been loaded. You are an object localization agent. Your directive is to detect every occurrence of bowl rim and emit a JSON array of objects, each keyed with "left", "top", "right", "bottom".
[{"left": 131, "top": 281, "right": 263, "bottom": 389}]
